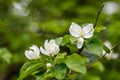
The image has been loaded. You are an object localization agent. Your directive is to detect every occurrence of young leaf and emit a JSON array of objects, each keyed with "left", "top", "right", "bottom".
[
  {"left": 84, "top": 38, "right": 103, "bottom": 57},
  {"left": 103, "top": 44, "right": 110, "bottom": 53},
  {"left": 55, "top": 52, "right": 67, "bottom": 64},
  {"left": 62, "top": 35, "right": 71, "bottom": 46},
  {"left": 67, "top": 44, "right": 78, "bottom": 53},
  {"left": 52, "top": 64, "right": 67, "bottom": 79},
  {"left": 41, "top": 73, "right": 54, "bottom": 80},
  {"left": 65, "top": 54, "right": 86, "bottom": 75},
  {"left": 55, "top": 37, "right": 63, "bottom": 46},
  {"left": 18, "top": 60, "right": 43, "bottom": 80}
]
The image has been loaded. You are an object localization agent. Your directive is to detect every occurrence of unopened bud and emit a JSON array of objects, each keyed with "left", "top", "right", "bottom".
[{"left": 46, "top": 63, "right": 52, "bottom": 68}]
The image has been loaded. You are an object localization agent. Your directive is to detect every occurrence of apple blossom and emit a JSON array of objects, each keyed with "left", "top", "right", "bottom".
[
  {"left": 25, "top": 45, "right": 40, "bottom": 59},
  {"left": 103, "top": 41, "right": 119, "bottom": 60},
  {"left": 103, "top": 1, "right": 119, "bottom": 15},
  {"left": 40, "top": 39, "right": 60, "bottom": 56},
  {"left": 69, "top": 22, "right": 94, "bottom": 49}
]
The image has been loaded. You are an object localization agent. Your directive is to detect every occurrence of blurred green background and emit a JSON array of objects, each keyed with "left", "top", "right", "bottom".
[{"left": 0, "top": 0, "right": 120, "bottom": 80}]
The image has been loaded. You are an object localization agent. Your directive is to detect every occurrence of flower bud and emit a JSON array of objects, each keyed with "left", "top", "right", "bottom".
[{"left": 46, "top": 63, "right": 52, "bottom": 68}]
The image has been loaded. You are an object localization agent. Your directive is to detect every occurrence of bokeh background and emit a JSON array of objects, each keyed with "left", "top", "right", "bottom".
[{"left": 0, "top": 0, "right": 120, "bottom": 80}]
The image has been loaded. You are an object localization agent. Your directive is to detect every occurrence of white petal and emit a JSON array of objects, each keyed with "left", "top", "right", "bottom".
[
  {"left": 69, "top": 22, "right": 81, "bottom": 37},
  {"left": 51, "top": 44, "right": 60, "bottom": 56},
  {"left": 77, "top": 38, "right": 84, "bottom": 49},
  {"left": 82, "top": 24, "right": 94, "bottom": 38},
  {"left": 49, "top": 39, "right": 56, "bottom": 44},
  {"left": 82, "top": 23, "right": 93, "bottom": 33},
  {"left": 44, "top": 40, "right": 53, "bottom": 52},
  {"left": 84, "top": 30, "right": 94, "bottom": 38},
  {"left": 40, "top": 47, "right": 50, "bottom": 56},
  {"left": 104, "top": 41, "right": 112, "bottom": 49},
  {"left": 30, "top": 45, "right": 40, "bottom": 55},
  {"left": 25, "top": 50, "right": 34, "bottom": 59}
]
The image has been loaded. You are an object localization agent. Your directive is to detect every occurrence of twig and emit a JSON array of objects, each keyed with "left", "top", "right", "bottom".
[
  {"left": 86, "top": 4, "right": 105, "bottom": 68},
  {"left": 86, "top": 53, "right": 107, "bottom": 69},
  {"left": 78, "top": 4, "right": 104, "bottom": 54},
  {"left": 93, "top": 4, "right": 104, "bottom": 28},
  {"left": 86, "top": 43, "right": 120, "bottom": 69},
  {"left": 67, "top": 69, "right": 72, "bottom": 77}
]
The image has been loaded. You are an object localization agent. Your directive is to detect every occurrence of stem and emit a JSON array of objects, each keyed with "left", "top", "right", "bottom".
[
  {"left": 67, "top": 69, "right": 72, "bottom": 77},
  {"left": 86, "top": 53, "right": 107, "bottom": 69},
  {"left": 86, "top": 43, "right": 120, "bottom": 69},
  {"left": 78, "top": 46, "right": 84, "bottom": 54},
  {"left": 93, "top": 4, "right": 104, "bottom": 28}
]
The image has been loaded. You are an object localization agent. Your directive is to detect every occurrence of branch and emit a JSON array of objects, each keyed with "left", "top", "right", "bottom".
[
  {"left": 93, "top": 4, "right": 104, "bottom": 28},
  {"left": 86, "top": 42, "right": 120, "bottom": 69}
]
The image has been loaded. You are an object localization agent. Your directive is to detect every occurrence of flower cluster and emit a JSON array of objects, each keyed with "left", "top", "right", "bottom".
[
  {"left": 25, "top": 22, "right": 94, "bottom": 60},
  {"left": 20, "top": 22, "right": 113, "bottom": 80},
  {"left": 25, "top": 39, "right": 60, "bottom": 60}
]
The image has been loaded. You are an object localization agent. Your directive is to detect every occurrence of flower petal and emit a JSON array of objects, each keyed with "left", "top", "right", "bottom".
[
  {"left": 69, "top": 22, "right": 81, "bottom": 37},
  {"left": 49, "top": 39, "right": 56, "bottom": 44},
  {"left": 82, "top": 23, "right": 94, "bottom": 38},
  {"left": 30, "top": 45, "right": 40, "bottom": 55},
  {"left": 40, "top": 47, "right": 50, "bottom": 56},
  {"left": 51, "top": 44, "right": 60, "bottom": 56},
  {"left": 77, "top": 38, "right": 84, "bottom": 49},
  {"left": 44, "top": 40, "right": 49, "bottom": 50},
  {"left": 25, "top": 50, "right": 35, "bottom": 59},
  {"left": 82, "top": 23, "right": 93, "bottom": 33},
  {"left": 84, "top": 30, "right": 94, "bottom": 38}
]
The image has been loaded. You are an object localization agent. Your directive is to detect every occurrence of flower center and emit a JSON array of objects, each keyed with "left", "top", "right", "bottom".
[{"left": 80, "top": 30, "right": 84, "bottom": 37}]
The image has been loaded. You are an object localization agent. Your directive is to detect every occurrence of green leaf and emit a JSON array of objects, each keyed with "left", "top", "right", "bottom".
[
  {"left": 52, "top": 64, "right": 67, "bottom": 79},
  {"left": 65, "top": 54, "right": 86, "bottom": 75},
  {"left": 68, "top": 73, "right": 85, "bottom": 80},
  {"left": 103, "top": 44, "right": 110, "bottom": 53},
  {"left": 84, "top": 38, "right": 103, "bottom": 57},
  {"left": 41, "top": 73, "right": 54, "bottom": 80},
  {"left": 95, "top": 26, "right": 106, "bottom": 32},
  {"left": 55, "top": 52, "right": 67, "bottom": 64},
  {"left": 67, "top": 44, "right": 78, "bottom": 53},
  {"left": 70, "top": 37, "right": 78, "bottom": 44},
  {"left": 0, "top": 48, "right": 12, "bottom": 64},
  {"left": 92, "top": 61, "right": 104, "bottom": 72},
  {"left": 55, "top": 37, "right": 63, "bottom": 46},
  {"left": 18, "top": 60, "right": 43, "bottom": 80},
  {"left": 62, "top": 35, "right": 71, "bottom": 46}
]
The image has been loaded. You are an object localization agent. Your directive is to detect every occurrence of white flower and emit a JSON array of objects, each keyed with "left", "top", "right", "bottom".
[
  {"left": 103, "top": 1, "right": 119, "bottom": 15},
  {"left": 40, "top": 39, "right": 60, "bottom": 56},
  {"left": 25, "top": 45, "right": 40, "bottom": 59},
  {"left": 103, "top": 41, "right": 119, "bottom": 60},
  {"left": 69, "top": 22, "right": 94, "bottom": 49},
  {"left": 46, "top": 63, "right": 52, "bottom": 68}
]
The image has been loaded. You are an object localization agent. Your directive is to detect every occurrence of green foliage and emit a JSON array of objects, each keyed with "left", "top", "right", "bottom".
[
  {"left": 65, "top": 54, "right": 86, "bottom": 75},
  {"left": 62, "top": 35, "right": 71, "bottom": 46},
  {"left": 0, "top": 48, "right": 12, "bottom": 64},
  {"left": 0, "top": 0, "right": 120, "bottom": 80},
  {"left": 55, "top": 37, "right": 63, "bottom": 46},
  {"left": 84, "top": 38, "right": 103, "bottom": 57},
  {"left": 52, "top": 64, "right": 67, "bottom": 79},
  {"left": 92, "top": 61, "right": 104, "bottom": 72},
  {"left": 18, "top": 60, "right": 43, "bottom": 80},
  {"left": 55, "top": 52, "right": 67, "bottom": 64}
]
